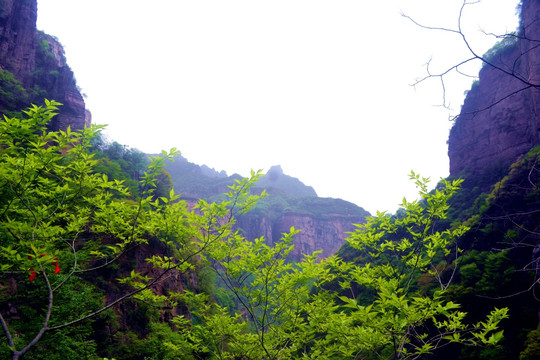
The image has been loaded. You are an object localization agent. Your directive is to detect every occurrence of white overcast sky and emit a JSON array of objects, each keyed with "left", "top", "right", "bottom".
[{"left": 36, "top": 0, "right": 519, "bottom": 214}]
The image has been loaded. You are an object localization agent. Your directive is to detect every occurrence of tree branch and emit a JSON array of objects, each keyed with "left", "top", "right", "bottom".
[{"left": 14, "top": 269, "right": 54, "bottom": 359}]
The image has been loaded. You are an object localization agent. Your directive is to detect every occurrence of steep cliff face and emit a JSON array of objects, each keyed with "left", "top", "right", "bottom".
[
  {"left": 165, "top": 156, "right": 369, "bottom": 260},
  {"left": 444, "top": 4, "right": 540, "bottom": 351},
  {"left": 448, "top": 0, "right": 540, "bottom": 182},
  {"left": 0, "top": 0, "right": 88, "bottom": 130},
  {"left": 236, "top": 205, "right": 367, "bottom": 262},
  {"left": 0, "top": 0, "right": 36, "bottom": 84}
]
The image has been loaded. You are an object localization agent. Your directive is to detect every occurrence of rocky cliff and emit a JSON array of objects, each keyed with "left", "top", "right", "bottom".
[
  {"left": 0, "top": 0, "right": 89, "bottom": 130},
  {"left": 164, "top": 156, "right": 369, "bottom": 261},
  {"left": 236, "top": 198, "right": 368, "bottom": 262},
  {"left": 444, "top": 4, "right": 540, "bottom": 353},
  {"left": 448, "top": 0, "right": 540, "bottom": 184}
]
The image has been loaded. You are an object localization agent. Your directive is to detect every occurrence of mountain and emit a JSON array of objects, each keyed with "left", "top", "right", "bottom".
[
  {"left": 3, "top": 1, "right": 540, "bottom": 358},
  {"left": 236, "top": 197, "right": 368, "bottom": 261},
  {"left": 448, "top": 0, "right": 540, "bottom": 186},
  {"left": 163, "top": 154, "right": 237, "bottom": 201},
  {"left": 0, "top": 0, "right": 88, "bottom": 130},
  {"left": 256, "top": 165, "right": 317, "bottom": 198},
  {"left": 434, "top": 1, "right": 540, "bottom": 357},
  {"left": 164, "top": 155, "right": 370, "bottom": 261}
]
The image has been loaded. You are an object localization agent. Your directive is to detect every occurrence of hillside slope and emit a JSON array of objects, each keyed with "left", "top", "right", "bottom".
[{"left": 164, "top": 155, "right": 370, "bottom": 261}]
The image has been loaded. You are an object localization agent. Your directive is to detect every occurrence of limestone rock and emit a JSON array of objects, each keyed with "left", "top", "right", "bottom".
[
  {"left": 0, "top": 0, "right": 88, "bottom": 131},
  {"left": 236, "top": 203, "right": 368, "bottom": 262},
  {"left": 448, "top": 0, "right": 540, "bottom": 185}
]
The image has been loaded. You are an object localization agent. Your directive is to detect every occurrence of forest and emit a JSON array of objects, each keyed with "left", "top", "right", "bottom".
[
  {"left": 0, "top": 100, "right": 538, "bottom": 359},
  {"left": 2, "top": 0, "right": 540, "bottom": 359}
]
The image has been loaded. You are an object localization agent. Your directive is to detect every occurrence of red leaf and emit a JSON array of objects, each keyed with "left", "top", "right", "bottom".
[{"left": 53, "top": 258, "right": 60, "bottom": 274}]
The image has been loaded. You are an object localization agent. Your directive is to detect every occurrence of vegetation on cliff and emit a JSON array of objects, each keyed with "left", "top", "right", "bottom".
[
  {"left": 0, "top": 34, "right": 63, "bottom": 117},
  {"left": 0, "top": 103, "right": 509, "bottom": 359},
  {"left": 1, "top": 2, "right": 540, "bottom": 359},
  {"left": 445, "top": 147, "right": 540, "bottom": 359},
  {"left": 0, "top": 0, "right": 88, "bottom": 133}
]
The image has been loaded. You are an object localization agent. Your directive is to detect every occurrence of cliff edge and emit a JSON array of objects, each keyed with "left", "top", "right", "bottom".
[
  {"left": 0, "top": 0, "right": 89, "bottom": 130},
  {"left": 448, "top": 0, "right": 540, "bottom": 184}
]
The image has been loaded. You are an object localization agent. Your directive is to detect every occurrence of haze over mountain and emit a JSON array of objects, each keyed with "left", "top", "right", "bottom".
[
  {"left": 163, "top": 154, "right": 370, "bottom": 261},
  {"left": 2, "top": 0, "right": 540, "bottom": 358},
  {"left": 34, "top": 0, "right": 521, "bottom": 214}
]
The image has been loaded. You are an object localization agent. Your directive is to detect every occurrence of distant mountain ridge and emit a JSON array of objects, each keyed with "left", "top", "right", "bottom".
[
  {"left": 256, "top": 165, "right": 317, "bottom": 198},
  {"left": 163, "top": 155, "right": 318, "bottom": 200},
  {"left": 163, "top": 155, "right": 369, "bottom": 261}
]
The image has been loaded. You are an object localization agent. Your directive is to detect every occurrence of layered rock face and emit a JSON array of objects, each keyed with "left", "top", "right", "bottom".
[
  {"left": 448, "top": 0, "right": 540, "bottom": 181},
  {"left": 165, "top": 156, "right": 370, "bottom": 261},
  {"left": 236, "top": 208, "right": 367, "bottom": 262},
  {"left": 0, "top": 0, "right": 88, "bottom": 130},
  {"left": 0, "top": 0, "right": 37, "bottom": 84}
]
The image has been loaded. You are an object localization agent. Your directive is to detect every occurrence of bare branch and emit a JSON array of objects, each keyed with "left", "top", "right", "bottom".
[
  {"left": 451, "top": 84, "right": 533, "bottom": 121},
  {"left": 15, "top": 269, "right": 54, "bottom": 359},
  {"left": 400, "top": 12, "right": 461, "bottom": 35},
  {"left": 405, "top": 0, "right": 540, "bottom": 118},
  {"left": 0, "top": 313, "right": 15, "bottom": 354}
]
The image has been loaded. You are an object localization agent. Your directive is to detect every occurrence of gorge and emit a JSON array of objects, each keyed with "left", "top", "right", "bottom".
[{"left": 2, "top": 0, "right": 540, "bottom": 358}]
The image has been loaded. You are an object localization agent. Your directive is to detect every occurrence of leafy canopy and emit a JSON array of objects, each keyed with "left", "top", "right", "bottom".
[{"left": 0, "top": 102, "right": 507, "bottom": 360}]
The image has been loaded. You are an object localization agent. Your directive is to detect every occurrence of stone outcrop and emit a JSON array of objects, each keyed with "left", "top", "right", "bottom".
[
  {"left": 165, "top": 155, "right": 370, "bottom": 261},
  {"left": 0, "top": 0, "right": 88, "bottom": 131},
  {"left": 0, "top": 0, "right": 37, "bottom": 84},
  {"left": 448, "top": 0, "right": 540, "bottom": 182},
  {"left": 236, "top": 205, "right": 368, "bottom": 262}
]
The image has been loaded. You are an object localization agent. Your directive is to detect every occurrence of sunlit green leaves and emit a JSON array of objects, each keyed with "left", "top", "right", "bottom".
[{"left": 0, "top": 102, "right": 508, "bottom": 359}]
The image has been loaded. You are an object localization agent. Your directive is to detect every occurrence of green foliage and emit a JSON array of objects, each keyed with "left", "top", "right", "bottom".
[
  {"left": 482, "top": 34, "right": 519, "bottom": 65},
  {"left": 520, "top": 329, "right": 540, "bottom": 360},
  {"left": 88, "top": 136, "right": 156, "bottom": 198},
  {"left": 438, "top": 146, "right": 540, "bottom": 358},
  {"left": 0, "top": 101, "right": 128, "bottom": 358},
  {"left": 0, "top": 69, "right": 30, "bottom": 111},
  {"left": 455, "top": 250, "right": 515, "bottom": 294},
  {"left": 31, "top": 38, "right": 60, "bottom": 92},
  {"left": 100, "top": 321, "right": 197, "bottom": 360},
  {"left": 0, "top": 277, "right": 105, "bottom": 359},
  {"left": 0, "top": 101, "right": 197, "bottom": 359},
  {"left": 93, "top": 157, "right": 139, "bottom": 197},
  {"left": 169, "top": 172, "right": 508, "bottom": 359},
  {"left": 0, "top": 103, "right": 510, "bottom": 359}
]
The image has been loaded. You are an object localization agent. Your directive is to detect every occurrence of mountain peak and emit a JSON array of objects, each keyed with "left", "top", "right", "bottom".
[
  {"left": 267, "top": 165, "right": 284, "bottom": 179},
  {"left": 257, "top": 165, "right": 317, "bottom": 198}
]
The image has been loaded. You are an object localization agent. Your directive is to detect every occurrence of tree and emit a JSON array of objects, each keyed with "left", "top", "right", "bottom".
[
  {"left": 0, "top": 100, "right": 260, "bottom": 359},
  {"left": 0, "top": 102, "right": 507, "bottom": 359},
  {"left": 167, "top": 173, "right": 509, "bottom": 359},
  {"left": 403, "top": 0, "right": 540, "bottom": 309},
  {"left": 403, "top": 0, "right": 537, "bottom": 118}
]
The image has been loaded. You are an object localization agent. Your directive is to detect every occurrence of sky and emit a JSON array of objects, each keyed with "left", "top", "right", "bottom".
[{"left": 36, "top": 0, "right": 520, "bottom": 214}]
